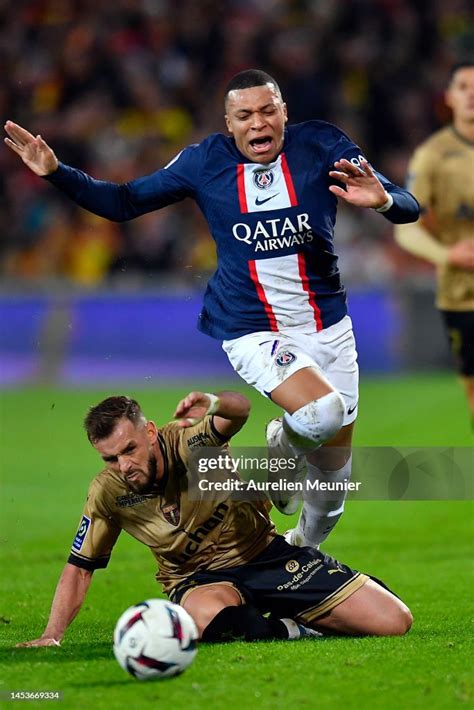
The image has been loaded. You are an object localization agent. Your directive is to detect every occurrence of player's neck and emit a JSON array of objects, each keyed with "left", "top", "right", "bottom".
[{"left": 453, "top": 119, "right": 474, "bottom": 144}]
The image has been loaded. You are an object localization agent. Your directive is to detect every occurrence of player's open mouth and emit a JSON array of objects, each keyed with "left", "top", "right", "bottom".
[
  {"left": 249, "top": 136, "right": 273, "bottom": 154},
  {"left": 126, "top": 472, "right": 140, "bottom": 482}
]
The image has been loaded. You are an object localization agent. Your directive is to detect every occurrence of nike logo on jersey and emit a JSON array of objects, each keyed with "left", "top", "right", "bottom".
[{"left": 255, "top": 194, "right": 278, "bottom": 206}]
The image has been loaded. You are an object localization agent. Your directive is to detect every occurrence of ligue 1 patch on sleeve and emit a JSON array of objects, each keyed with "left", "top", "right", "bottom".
[{"left": 72, "top": 515, "right": 91, "bottom": 551}]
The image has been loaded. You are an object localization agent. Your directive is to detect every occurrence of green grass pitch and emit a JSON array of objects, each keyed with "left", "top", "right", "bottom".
[{"left": 0, "top": 373, "right": 472, "bottom": 709}]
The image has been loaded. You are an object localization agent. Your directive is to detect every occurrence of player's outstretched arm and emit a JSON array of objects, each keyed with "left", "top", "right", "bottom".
[
  {"left": 16, "top": 563, "right": 93, "bottom": 647},
  {"left": 5, "top": 120, "right": 197, "bottom": 222},
  {"left": 174, "top": 390, "right": 251, "bottom": 438},
  {"left": 4, "top": 121, "right": 59, "bottom": 176}
]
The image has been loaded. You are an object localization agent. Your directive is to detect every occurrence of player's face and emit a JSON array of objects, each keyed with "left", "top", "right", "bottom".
[
  {"left": 94, "top": 418, "right": 160, "bottom": 494},
  {"left": 445, "top": 67, "right": 474, "bottom": 124},
  {"left": 225, "top": 84, "right": 288, "bottom": 164}
]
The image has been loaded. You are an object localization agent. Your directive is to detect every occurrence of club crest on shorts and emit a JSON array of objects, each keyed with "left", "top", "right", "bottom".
[
  {"left": 253, "top": 168, "right": 274, "bottom": 189},
  {"left": 72, "top": 514, "right": 91, "bottom": 551},
  {"left": 162, "top": 503, "right": 180, "bottom": 526},
  {"left": 285, "top": 559, "right": 300, "bottom": 573},
  {"left": 276, "top": 350, "right": 297, "bottom": 367}
]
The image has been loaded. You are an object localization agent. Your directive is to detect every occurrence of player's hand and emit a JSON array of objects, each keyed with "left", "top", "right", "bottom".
[
  {"left": 15, "top": 637, "right": 61, "bottom": 648},
  {"left": 328, "top": 158, "right": 389, "bottom": 209},
  {"left": 448, "top": 239, "right": 474, "bottom": 270},
  {"left": 174, "top": 392, "right": 219, "bottom": 428},
  {"left": 4, "top": 121, "right": 59, "bottom": 176}
]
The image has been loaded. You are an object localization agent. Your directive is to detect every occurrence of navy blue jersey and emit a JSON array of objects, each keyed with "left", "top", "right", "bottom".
[{"left": 45, "top": 121, "right": 419, "bottom": 339}]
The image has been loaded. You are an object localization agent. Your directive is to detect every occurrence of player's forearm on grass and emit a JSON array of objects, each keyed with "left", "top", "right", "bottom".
[
  {"left": 395, "top": 221, "right": 449, "bottom": 266},
  {"left": 42, "top": 563, "right": 93, "bottom": 641}
]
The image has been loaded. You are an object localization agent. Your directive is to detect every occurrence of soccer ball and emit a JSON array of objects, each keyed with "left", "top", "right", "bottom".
[{"left": 113, "top": 599, "right": 198, "bottom": 680}]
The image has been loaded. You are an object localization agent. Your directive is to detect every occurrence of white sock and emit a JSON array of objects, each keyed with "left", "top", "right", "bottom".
[{"left": 294, "top": 455, "right": 352, "bottom": 546}]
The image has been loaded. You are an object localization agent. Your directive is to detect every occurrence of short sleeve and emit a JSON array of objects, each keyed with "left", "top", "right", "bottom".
[
  {"left": 183, "top": 415, "right": 229, "bottom": 448},
  {"left": 68, "top": 478, "right": 121, "bottom": 571}
]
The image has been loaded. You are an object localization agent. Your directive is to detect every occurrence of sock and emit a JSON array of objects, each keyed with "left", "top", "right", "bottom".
[
  {"left": 294, "top": 455, "right": 352, "bottom": 546},
  {"left": 201, "top": 605, "right": 289, "bottom": 643}
]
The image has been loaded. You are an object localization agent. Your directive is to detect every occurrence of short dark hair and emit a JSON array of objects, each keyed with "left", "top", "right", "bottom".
[
  {"left": 224, "top": 69, "right": 282, "bottom": 106},
  {"left": 84, "top": 396, "right": 146, "bottom": 443},
  {"left": 449, "top": 61, "right": 474, "bottom": 82}
]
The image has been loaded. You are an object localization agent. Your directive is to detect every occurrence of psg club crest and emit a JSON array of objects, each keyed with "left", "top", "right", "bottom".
[
  {"left": 275, "top": 350, "right": 297, "bottom": 367},
  {"left": 162, "top": 503, "right": 180, "bottom": 526},
  {"left": 253, "top": 169, "right": 274, "bottom": 190}
]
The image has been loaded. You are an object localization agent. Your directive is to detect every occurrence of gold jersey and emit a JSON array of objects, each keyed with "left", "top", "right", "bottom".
[
  {"left": 68, "top": 416, "right": 276, "bottom": 595},
  {"left": 406, "top": 125, "right": 474, "bottom": 310}
]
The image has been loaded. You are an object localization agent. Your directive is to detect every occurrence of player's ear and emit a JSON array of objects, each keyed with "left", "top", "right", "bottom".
[
  {"left": 146, "top": 420, "right": 158, "bottom": 443},
  {"left": 282, "top": 103, "right": 288, "bottom": 123},
  {"left": 225, "top": 114, "right": 233, "bottom": 134}
]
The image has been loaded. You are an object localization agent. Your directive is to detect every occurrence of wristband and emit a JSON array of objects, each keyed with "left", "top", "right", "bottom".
[
  {"left": 374, "top": 193, "right": 394, "bottom": 213},
  {"left": 186, "top": 393, "right": 220, "bottom": 425},
  {"left": 204, "top": 393, "right": 220, "bottom": 415}
]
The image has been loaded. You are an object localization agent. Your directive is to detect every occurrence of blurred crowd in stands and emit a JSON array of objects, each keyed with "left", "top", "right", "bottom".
[{"left": 1, "top": 0, "right": 472, "bottom": 289}]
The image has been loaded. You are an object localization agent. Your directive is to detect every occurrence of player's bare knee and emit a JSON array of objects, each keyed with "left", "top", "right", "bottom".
[
  {"left": 381, "top": 602, "right": 413, "bottom": 636},
  {"left": 284, "top": 392, "right": 345, "bottom": 451},
  {"left": 396, "top": 604, "right": 413, "bottom": 635}
]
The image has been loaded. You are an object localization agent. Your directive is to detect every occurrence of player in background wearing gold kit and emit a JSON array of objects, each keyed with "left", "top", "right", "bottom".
[
  {"left": 395, "top": 62, "right": 474, "bottom": 423},
  {"left": 16, "top": 390, "right": 411, "bottom": 647}
]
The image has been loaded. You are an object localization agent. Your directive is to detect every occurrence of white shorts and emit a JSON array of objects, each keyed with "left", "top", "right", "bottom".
[{"left": 222, "top": 315, "right": 359, "bottom": 425}]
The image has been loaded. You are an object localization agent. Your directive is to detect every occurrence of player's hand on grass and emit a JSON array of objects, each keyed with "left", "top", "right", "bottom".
[
  {"left": 328, "top": 158, "right": 390, "bottom": 209},
  {"left": 174, "top": 391, "right": 219, "bottom": 427},
  {"left": 4, "top": 121, "right": 59, "bottom": 176},
  {"left": 448, "top": 239, "right": 474, "bottom": 270},
  {"left": 16, "top": 637, "right": 61, "bottom": 648}
]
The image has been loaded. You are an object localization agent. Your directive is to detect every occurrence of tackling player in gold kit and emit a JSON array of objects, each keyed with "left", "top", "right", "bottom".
[
  {"left": 395, "top": 62, "right": 474, "bottom": 421},
  {"left": 17, "top": 390, "right": 411, "bottom": 647}
]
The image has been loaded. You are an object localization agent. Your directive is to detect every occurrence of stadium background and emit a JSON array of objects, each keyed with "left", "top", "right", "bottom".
[{"left": 1, "top": 2, "right": 473, "bottom": 709}]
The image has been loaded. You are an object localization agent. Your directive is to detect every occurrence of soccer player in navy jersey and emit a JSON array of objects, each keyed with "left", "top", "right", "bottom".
[{"left": 4, "top": 69, "right": 419, "bottom": 549}]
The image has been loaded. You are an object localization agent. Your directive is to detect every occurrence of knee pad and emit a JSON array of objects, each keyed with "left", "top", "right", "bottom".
[{"left": 283, "top": 391, "right": 345, "bottom": 451}]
